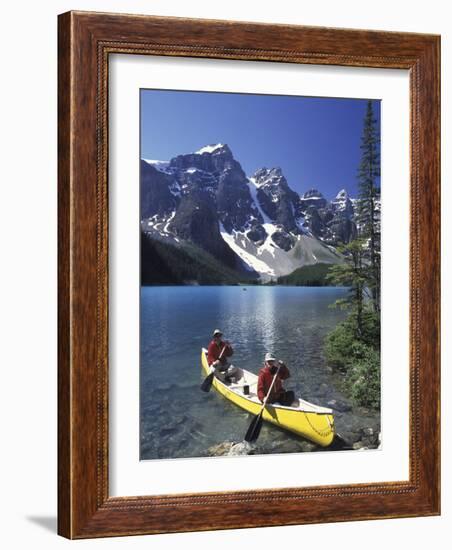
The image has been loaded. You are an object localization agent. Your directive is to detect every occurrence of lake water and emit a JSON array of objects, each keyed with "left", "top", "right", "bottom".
[{"left": 140, "top": 286, "right": 380, "bottom": 459}]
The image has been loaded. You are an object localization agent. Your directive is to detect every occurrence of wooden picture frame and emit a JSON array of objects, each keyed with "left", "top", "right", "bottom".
[{"left": 58, "top": 11, "right": 440, "bottom": 539}]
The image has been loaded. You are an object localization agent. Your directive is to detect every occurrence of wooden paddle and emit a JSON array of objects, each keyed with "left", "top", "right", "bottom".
[
  {"left": 244, "top": 364, "right": 280, "bottom": 443},
  {"left": 200, "top": 343, "right": 228, "bottom": 392}
]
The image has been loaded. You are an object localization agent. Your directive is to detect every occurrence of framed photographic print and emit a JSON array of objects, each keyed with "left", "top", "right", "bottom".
[{"left": 58, "top": 11, "right": 440, "bottom": 538}]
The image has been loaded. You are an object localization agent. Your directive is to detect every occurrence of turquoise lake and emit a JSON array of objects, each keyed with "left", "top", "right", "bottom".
[{"left": 140, "top": 286, "right": 379, "bottom": 459}]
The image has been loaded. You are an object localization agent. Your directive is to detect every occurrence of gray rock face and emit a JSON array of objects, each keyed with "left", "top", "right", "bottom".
[
  {"left": 304, "top": 206, "right": 325, "bottom": 236},
  {"left": 170, "top": 192, "right": 239, "bottom": 268},
  {"left": 169, "top": 143, "right": 238, "bottom": 175},
  {"left": 300, "top": 188, "right": 358, "bottom": 245},
  {"left": 246, "top": 224, "right": 267, "bottom": 244},
  {"left": 271, "top": 231, "right": 295, "bottom": 251},
  {"left": 253, "top": 167, "right": 300, "bottom": 233},
  {"left": 141, "top": 161, "right": 179, "bottom": 219},
  {"left": 328, "top": 214, "right": 357, "bottom": 244},
  {"left": 216, "top": 167, "right": 262, "bottom": 233}
]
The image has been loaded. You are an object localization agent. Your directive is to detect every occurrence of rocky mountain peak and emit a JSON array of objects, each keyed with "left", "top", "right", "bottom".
[
  {"left": 302, "top": 188, "right": 324, "bottom": 199},
  {"left": 195, "top": 143, "right": 232, "bottom": 157},
  {"left": 299, "top": 188, "right": 327, "bottom": 210},
  {"left": 331, "top": 188, "right": 354, "bottom": 219},
  {"left": 247, "top": 167, "right": 300, "bottom": 238},
  {"left": 169, "top": 143, "right": 239, "bottom": 176},
  {"left": 335, "top": 188, "right": 349, "bottom": 199}
]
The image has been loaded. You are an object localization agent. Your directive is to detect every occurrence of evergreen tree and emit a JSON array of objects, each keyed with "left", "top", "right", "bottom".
[
  {"left": 323, "top": 101, "right": 382, "bottom": 410},
  {"left": 356, "top": 100, "right": 381, "bottom": 313},
  {"left": 326, "top": 239, "right": 371, "bottom": 337}
]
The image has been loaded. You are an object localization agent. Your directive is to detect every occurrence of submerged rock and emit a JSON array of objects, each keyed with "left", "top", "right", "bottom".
[
  {"left": 159, "top": 426, "right": 178, "bottom": 437},
  {"left": 265, "top": 440, "right": 300, "bottom": 454},
  {"left": 298, "top": 440, "right": 317, "bottom": 452},
  {"left": 327, "top": 399, "right": 352, "bottom": 412},
  {"left": 207, "top": 440, "right": 255, "bottom": 456},
  {"left": 316, "top": 383, "right": 330, "bottom": 397},
  {"left": 175, "top": 414, "right": 189, "bottom": 426},
  {"left": 207, "top": 441, "right": 235, "bottom": 456},
  {"left": 337, "top": 431, "right": 362, "bottom": 445}
]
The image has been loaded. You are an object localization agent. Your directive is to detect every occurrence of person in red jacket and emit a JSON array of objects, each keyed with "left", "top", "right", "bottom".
[
  {"left": 207, "top": 329, "right": 237, "bottom": 383},
  {"left": 257, "top": 353, "right": 295, "bottom": 406}
]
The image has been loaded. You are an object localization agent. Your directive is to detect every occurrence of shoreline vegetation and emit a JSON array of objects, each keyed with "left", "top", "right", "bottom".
[
  {"left": 275, "top": 263, "right": 334, "bottom": 286},
  {"left": 323, "top": 100, "right": 381, "bottom": 412}
]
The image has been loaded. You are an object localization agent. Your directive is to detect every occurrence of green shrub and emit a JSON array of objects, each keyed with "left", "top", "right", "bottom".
[
  {"left": 358, "top": 309, "right": 380, "bottom": 351},
  {"left": 345, "top": 342, "right": 380, "bottom": 409},
  {"left": 324, "top": 320, "right": 356, "bottom": 371},
  {"left": 325, "top": 309, "right": 380, "bottom": 410}
]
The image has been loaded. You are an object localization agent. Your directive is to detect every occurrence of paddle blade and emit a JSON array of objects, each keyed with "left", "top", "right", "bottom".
[
  {"left": 200, "top": 372, "right": 215, "bottom": 392},
  {"left": 244, "top": 412, "right": 263, "bottom": 443}
]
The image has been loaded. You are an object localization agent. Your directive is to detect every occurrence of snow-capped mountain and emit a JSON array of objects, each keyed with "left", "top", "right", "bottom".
[{"left": 141, "top": 144, "right": 362, "bottom": 280}]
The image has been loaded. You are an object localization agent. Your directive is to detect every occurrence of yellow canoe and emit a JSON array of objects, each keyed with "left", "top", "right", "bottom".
[{"left": 201, "top": 349, "right": 335, "bottom": 447}]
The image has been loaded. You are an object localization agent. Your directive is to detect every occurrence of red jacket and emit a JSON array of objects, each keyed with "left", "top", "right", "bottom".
[
  {"left": 207, "top": 340, "right": 233, "bottom": 366},
  {"left": 257, "top": 363, "right": 290, "bottom": 403}
]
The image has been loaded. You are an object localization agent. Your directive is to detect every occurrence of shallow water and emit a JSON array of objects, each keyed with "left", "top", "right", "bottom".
[{"left": 140, "top": 286, "right": 380, "bottom": 459}]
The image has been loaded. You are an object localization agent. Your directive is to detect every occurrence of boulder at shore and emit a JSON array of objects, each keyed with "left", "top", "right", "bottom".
[{"left": 207, "top": 441, "right": 255, "bottom": 457}]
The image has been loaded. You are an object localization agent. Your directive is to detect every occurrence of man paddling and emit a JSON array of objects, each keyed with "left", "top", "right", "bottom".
[
  {"left": 257, "top": 353, "right": 295, "bottom": 406},
  {"left": 207, "top": 329, "right": 237, "bottom": 383}
]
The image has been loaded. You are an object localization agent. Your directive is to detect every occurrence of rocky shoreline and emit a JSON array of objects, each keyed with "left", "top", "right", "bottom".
[
  {"left": 207, "top": 403, "right": 381, "bottom": 457},
  {"left": 207, "top": 424, "right": 381, "bottom": 457}
]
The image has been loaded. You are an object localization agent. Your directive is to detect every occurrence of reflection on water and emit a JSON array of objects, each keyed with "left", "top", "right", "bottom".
[{"left": 140, "top": 286, "right": 379, "bottom": 459}]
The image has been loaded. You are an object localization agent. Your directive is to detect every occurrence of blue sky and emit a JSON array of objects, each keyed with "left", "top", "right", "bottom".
[{"left": 140, "top": 89, "right": 380, "bottom": 199}]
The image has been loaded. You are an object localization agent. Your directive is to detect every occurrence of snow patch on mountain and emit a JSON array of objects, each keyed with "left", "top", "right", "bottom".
[
  {"left": 219, "top": 224, "right": 276, "bottom": 276},
  {"left": 169, "top": 181, "right": 181, "bottom": 197},
  {"left": 332, "top": 188, "right": 353, "bottom": 213},
  {"left": 143, "top": 159, "right": 171, "bottom": 173},
  {"left": 259, "top": 223, "right": 279, "bottom": 257},
  {"left": 195, "top": 143, "right": 225, "bottom": 155},
  {"left": 247, "top": 177, "right": 272, "bottom": 224},
  {"left": 163, "top": 211, "right": 176, "bottom": 234}
]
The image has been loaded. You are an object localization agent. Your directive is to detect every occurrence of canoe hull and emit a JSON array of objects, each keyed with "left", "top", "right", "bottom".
[{"left": 201, "top": 351, "right": 335, "bottom": 447}]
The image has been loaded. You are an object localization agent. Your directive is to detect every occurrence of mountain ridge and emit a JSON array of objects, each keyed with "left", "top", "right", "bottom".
[{"left": 141, "top": 143, "right": 379, "bottom": 282}]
